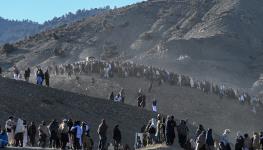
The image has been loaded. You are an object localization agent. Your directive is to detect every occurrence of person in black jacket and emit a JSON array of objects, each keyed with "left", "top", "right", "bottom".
[
  {"left": 48, "top": 119, "right": 59, "bottom": 148},
  {"left": 0, "top": 67, "right": 2, "bottom": 76},
  {"left": 206, "top": 129, "right": 214, "bottom": 150},
  {"left": 24, "top": 68, "right": 31, "bottom": 82},
  {"left": 260, "top": 131, "right": 263, "bottom": 149},
  {"left": 195, "top": 124, "right": 205, "bottom": 141},
  {"left": 28, "top": 122, "right": 37, "bottom": 146},
  {"left": 98, "top": 119, "right": 108, "bottom": 150},
  {"left": 235, "top": 132, "right": 244, "bottom": 150},
  {"left": 44, "top": 70, "right": 50, "bottom": 87},
  {"left": 109, "top": 92, "right": 115, "bottom": 101},
  {"left": 177, "top": 120, "right": 189, "bottom": 148},
  {"left": 165, "top": 116, "right": 176, "bottom": 145},
  {"left": 113, "top": 125, "right": 121, "bottom": 150}
]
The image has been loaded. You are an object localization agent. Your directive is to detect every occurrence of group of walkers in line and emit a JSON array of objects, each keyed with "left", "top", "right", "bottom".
[
  {"left": 0, "top": 66, "right": 50, "bottom": 87},
  {"left": 108, "top": 88, "right": 158, "bottom": 113},
  {"left": 2, "top": 116, "right": 131, "bottom": 150},
  {"left": 1, "top": 60, "right": 262, "bottom": 109},
  {"left": 46, "top": 60, "right": 262, "bottom": 107},
  {"left": 136, "top": 114, "right": 263, "bottom": 150}
]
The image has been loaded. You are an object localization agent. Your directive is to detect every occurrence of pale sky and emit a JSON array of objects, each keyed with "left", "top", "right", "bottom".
[{"left": 0, "top": 0, "right": 145, "bottom": 23}]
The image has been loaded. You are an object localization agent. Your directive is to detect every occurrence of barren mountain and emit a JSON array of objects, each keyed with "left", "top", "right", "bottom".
[
  {"left": 0, "top": 8, "right": 109, "bottom": 44},
  {"left": 1, "top": 0, "right": 262, "bottom": 89},
  {"left": 1, "top": 1, "right": 263, "bottom": 149},
  {"left": 0, "top": 17, "right": 40, "bottom": 44}
]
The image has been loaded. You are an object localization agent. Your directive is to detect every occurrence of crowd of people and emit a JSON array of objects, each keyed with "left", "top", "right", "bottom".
[
  {"left": 107, "top": 88, "right": 159, "bottom": 113},
  {"left": 45, "top": 60, "right": 262, "bottom": 108},
  {"left": 1, "top": 116, "right": 131, "bottom": 150},
  {"left": 1, "top": 61, "right": 263, "bottom": 150},
  {"left": 109, "top": 89, "right": 126, "bottom": 103},
  {"left": 1, "top": 60, "right": 262, "bottom": 109},
  {"left": 136, "top": 114, "right": 263, "bottom": 150}
]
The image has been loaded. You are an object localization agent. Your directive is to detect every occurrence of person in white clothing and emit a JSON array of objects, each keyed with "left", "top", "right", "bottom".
[
  {"left": 22, "top": 121, "right": 28, "bottom": 147},
  {"left": 239, "top": 94, "right": 245, "bottom": 103},
  {"left": 190, "top": 77, "right": 194, "bottom": 88},
  {"left": 178, "top": 75, "right": 182, "bottom": 87},
  {"left": 5, "top": 116, "right": 16, "bottom": 146},
  {"left": 15, "top": 118, "right": 25, "bottom": 147},
  {"left": 13, "top": 66, "right": 20, "bottom": 80},
  {"left": 152, "top": 100, "right": 157, "bottom": 112},
  {"left": 114, "top": 94, "right": 122, "bottom": 102}
]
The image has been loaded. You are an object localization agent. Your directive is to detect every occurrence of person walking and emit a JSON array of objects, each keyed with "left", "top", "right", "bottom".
[
  {"left": 0, "top": 66, "right": 2, "bottom": 76},
  {"left": 48, "top": 119, "right": 59, "bottom": 148},
  {"left": 155, "top": 114, "right": 163, "bottom": 143},
  {"left": 206, "top": 129, "right": 214, "bottom": 150},
  {"left": 58, "top": 119, "right": 69, "bottom": 150},
  {"left": 97, "top": 119, "right": 108, "bottom": 150},
  {"left": 14, "top": 118, "right": 25, "bottom": 147},
  {"left": 244, "top": 133, "right": 252, "bottom": 150},
  {"left": 260, "top": 132, "right": 263, "bottom": 150},
  {"left": 5, "top": 116, "right": 16, "bottom": 146},
  {"left": 109, "top": 92, "right": 115, "bottom": 101},
  {"left": 71, "top": 121, "right": 82, "bottom": 150},
  {"left": 165, "top": 116, "right": 176, "bottom": 146},
  {"left": 22, "top": 120, "right": 28, "bottom": 147},
  {"left": 13, "top": 66, "right": 20, "bottom": 80},
  {"left": 38, "top": 121, "right": 49, "bottom": 148},
  {"left": 44, "top": 70, "right": 50, "bottom": 87},
  {"left": 28, "top": 122, "right": 36, "bottom": 146},
  {"left": 195, "top": 124, "right": 205, "bottom": 140},
  {"left": 152, "top": 100, "right": 157, "bottom": 112},
  {"left": 252, "top": 132, "right": 260, "bottom": 150},
  {"left": 235, "top": 132, "right": 244, "bottom": 150},
  {"left": 220, "top": 129, "right": 231, "bottom": 150},
  {"left": 177, "top": 120, "right": 189, "bottom": 148},
  {"left": 0, "top": 129, "right": 8, "bottom": 148},
  {"left": 147, "top": 119, "right": 157, "bottom": 145},
  {"left": 24, "top": 68, "right": 31, "bottom": 82},
  {"left": 196, "top": 131, "right": 206, "bottom": 150},
  {"left": 113, "top": 125, "right": 121, "bottom": 150}
]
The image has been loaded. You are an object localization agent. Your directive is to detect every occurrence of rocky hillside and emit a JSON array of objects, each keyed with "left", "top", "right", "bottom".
[
  {"left": 0, "top": 0, "right": 262, "bottom": 89},
  {"left": 0, "top": 76, "right": 156, "bottom": 147},
  {"left": 0, "top": 17, "right": 40, "bottom": 44},
  {"left": 0, "top": 8, "right": 110, "bottom": 44},
  {"left": 49, "top": 73, "right": 263, "bottom": 143}
]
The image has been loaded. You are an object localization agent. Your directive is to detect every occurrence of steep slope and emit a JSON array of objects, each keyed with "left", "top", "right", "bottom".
[
  {"left": 0, "top": 77, "right": 156, "bottom": 147},
  {"left": 1, "top": 0, "right": 263, "bottom": 87},
  {"left": 49, "top": 73, "right": 263, "bottom": 143}
]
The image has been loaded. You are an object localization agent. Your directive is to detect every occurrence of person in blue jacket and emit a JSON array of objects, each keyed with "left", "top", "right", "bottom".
[{"left": 0, "top": 129, "right": 8, "bottom": 148}]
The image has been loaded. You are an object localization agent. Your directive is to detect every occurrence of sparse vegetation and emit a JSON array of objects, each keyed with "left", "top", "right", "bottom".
[
  {"left": 0, "top": 43, "right": 16, "bottom": 54},
  {"left": 0, "top": 8, "right": 111, "bottom": 44},
  {"left": 140, "top": 32, "right": 153, "bottom": 40},
  {"left": 53, "top": 47, "right": 65, "bottom": 57}
]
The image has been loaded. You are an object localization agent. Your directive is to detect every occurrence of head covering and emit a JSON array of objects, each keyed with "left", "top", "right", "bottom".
[
  {"left": 224, "top": 129, "right": 231, "bottom": 134},
  {"left": 237, "top": 131, "right": 242, "bottom": 137},
  {"left": 157, "top": 114, "right": 161, "bottom": 120},
  {"left": 42, "top": 121, "right": 46, "bottom": 125}
]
